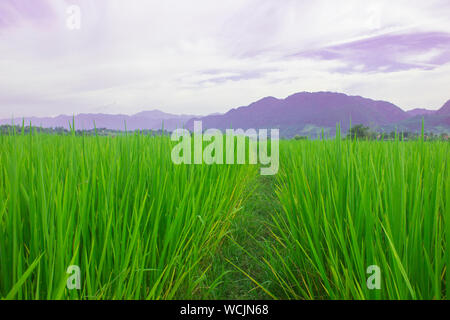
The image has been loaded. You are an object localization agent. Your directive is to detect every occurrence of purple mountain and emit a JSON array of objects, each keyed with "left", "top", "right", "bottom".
[
  {"left": 437, "top": 100, "right": 450, "bottom": 115},
  {"left": 0, "top": 110, "right": 197, "bottom": 131},
  {"left": 393, "top": 99, "right": 450, "bottom": 132},
  {"left": 186, "top": 92, "right": 414, "bottom": 136},
  {"left": 406, "top": 108, "right": 435, "bottom": 117},
  {"left": 2, "top": 92, "right": 449, "bottom": 136}
]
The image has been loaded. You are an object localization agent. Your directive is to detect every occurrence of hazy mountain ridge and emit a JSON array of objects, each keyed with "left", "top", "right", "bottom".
[
  {"left": 2, "top": 93, "right": 449, "bottom": 137},
  {"left": 186, "top": 92, "right": 449, "bottom": 137},
  {"left": 0, "top": 110, "right": 197, "bottom": 131},
  {"left": 437, "top": 100, "right": 450, "bottom": 115},
  {"left": 406, "top": 108, "right": 436, "bottom": 117}
]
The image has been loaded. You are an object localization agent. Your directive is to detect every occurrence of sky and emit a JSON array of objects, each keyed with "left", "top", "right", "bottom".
[{"left": 0, "top": 0, "right": 450, "bottom": 118}]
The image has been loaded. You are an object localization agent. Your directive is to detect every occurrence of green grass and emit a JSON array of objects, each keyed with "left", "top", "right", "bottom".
[
  {"left": 259, "top": 138, "right": 449, "bottom": 299},
  {"left": 203, "top": 175, "right": 279, "bottom": 300},
  {"left": 0, "top": 130, "right": 448, "bottom": 300},
  {"left": 0, "top": 132, "right": 256, "bottom": 299}
]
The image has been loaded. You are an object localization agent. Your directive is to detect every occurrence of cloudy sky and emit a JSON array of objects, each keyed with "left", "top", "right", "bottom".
[{"left": 0, "top": 0, "right": 450, "bottom": 118}]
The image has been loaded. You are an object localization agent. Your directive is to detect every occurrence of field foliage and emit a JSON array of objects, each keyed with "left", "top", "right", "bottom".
[{"left": 0, "top": 130, "right": 448, "bottom": 300}]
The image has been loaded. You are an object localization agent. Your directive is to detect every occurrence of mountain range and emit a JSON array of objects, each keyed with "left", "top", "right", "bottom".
[
  {"left": 0, "top": 110, "right": 195, "bottom": 132},
  {"left": 186, "top": 92, "right": 450, "bottom": 137},
  {"left": 1, "top": 92, "right": 449, "bottom": 137}
]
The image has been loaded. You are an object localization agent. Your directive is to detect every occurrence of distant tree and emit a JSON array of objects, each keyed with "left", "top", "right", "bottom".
[
  {"left": 293, "top": 135, "right": 307, "bottom": 140},
  {"left": 347, "top": 124, "right": 370, "bottom": 139}
]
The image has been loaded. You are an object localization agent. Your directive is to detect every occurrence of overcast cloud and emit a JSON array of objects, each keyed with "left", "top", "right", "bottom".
[{"left": 0, "top": 0, "right": 449, "bottom": 118}]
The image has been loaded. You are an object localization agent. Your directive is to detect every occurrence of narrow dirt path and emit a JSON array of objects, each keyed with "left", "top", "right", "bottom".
[{"left": 207, "top": 175, "right": 281, "bottom": 299}]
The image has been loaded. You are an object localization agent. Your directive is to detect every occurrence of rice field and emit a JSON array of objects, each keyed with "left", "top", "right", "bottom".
[
  {"left": 0, "top": 131, "right": 256, "bottom": 299},
  {"left": 263, "top": 138, "right": 449, "bottom": 299},
  {"left": 0, "top": 130, "right": 448, "bottom": 300}
]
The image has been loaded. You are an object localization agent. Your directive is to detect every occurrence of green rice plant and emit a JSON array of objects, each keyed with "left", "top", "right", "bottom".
[
  {"left": 1, "top": 127, "right": 448, "bottom": 300},
  {"left": 262, "top": 137, "right": 449, "bottom": 300},
  {"left": 0, "top": 131, "right": 256, "bottom": 299}
]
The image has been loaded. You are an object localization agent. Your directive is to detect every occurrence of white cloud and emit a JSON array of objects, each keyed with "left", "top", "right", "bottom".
[{"left": 0, "top": 0, "right": 449, "bottom": 118}]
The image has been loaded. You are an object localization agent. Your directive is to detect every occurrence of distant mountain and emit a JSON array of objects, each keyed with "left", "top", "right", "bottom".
[
  {"left": 2, "top": 93, "right": 449, "bottom": 137},
  {"left": 186, "top": 92, "right": 420, "bottom": 137},
  {"left": 388, "top": 100, "right": 450, "bottom": 134},
  {"left": 0, "top": 110, "right": 197, "bottom": 131},
  {"left": 437, "top": 100, "right": 450, "bottom": 115},
  {"left": 406, "top": 108, "right": 435, "bottom": 117}
]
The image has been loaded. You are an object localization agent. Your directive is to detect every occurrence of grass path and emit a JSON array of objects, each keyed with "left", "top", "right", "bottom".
[{"left": 204, "top": 175, "right": 280, "bottom": 299}]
